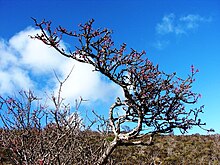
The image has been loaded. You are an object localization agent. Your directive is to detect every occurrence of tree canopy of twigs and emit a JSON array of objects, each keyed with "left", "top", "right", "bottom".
[
  {"left": 1, "top": 18, "right": 213, "bottom": 164},
  {"left": 31, "top": 18, "right": 215, "bottom": 164}
]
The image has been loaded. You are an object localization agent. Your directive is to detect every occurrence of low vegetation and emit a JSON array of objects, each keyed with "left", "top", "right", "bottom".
[
  {"left": 112, "top": 134, "right": 220, "bottom": 164},
  {"left": 1, "top": 132, "right": 220, "bottom": 164}
]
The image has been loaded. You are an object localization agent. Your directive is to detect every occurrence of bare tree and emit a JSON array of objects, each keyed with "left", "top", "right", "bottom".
[
  {"left": 0, "top": 71, "right": 109, "bottom": 164},
  {"left": 0, "top": 90, "right": 43, "bottom": 164},
  {"left": 30, "top": 18, "right": 213, "bottom": 164}
]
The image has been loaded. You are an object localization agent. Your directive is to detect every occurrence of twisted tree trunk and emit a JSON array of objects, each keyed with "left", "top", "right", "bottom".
[{"left": 97, "top": 137, "right": 119, "bottom": 165}]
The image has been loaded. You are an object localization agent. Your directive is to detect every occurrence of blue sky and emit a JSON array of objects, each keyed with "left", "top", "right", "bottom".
[{"left": 0, "top": 0, "right": 220, "bottom": 134}]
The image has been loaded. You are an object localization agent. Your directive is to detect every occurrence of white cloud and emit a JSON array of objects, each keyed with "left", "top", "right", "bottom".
[
  {"left": 156, "top": 13, "right": 176, "bottom": 34},
  {"left": 154, "top": 13, "right": 212, "bottom": 49},
  {"left": 0, "top": 68, "right": 33, "bottom": 94},
  {"left": 8, "top": 28, "right": 66, "bottom": 74},
  {"left": 156, "top": 13, "right": 211, "bottom": 35},
  {"left": 53, "top": 60, "right": 123, "bottom": 104},
  {"left": 179, "top": 14, "right": 211, "bottom": 30},
  {"left": 0, "top": 27, "right": 122, "bottom": 105},
  {"left": 0, "top": 38, "right": 34, "bottom": 93}
]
